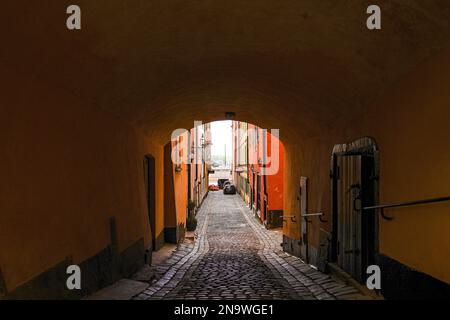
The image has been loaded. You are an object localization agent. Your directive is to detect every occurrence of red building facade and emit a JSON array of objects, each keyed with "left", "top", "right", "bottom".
[{"left": 232, "top": 122, "right": 285, "bottom": 228}]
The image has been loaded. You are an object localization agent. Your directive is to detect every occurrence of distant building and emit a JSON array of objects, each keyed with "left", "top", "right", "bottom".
[
  {"left": 232, "top": 121, "right": 250, "bottom": 204},
  {"left": 232, "top": 121, "right": 285, "bottom": 228},
  {"left": 189, "top": 122, "right": 211, "bottom": 209},
  {"left": 164, "top": 122, "right": 211, "bottom": 246}
]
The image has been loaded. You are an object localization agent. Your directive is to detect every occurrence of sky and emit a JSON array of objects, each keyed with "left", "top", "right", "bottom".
[{"left": 210, "top": 120, "right": 232, "bottom": 163}]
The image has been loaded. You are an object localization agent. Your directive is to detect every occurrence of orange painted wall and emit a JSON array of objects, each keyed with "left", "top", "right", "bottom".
[
  {"left": 266, "top": 132, "right": 284, "bottom": 211},
  {"left": 173, "top": 134, "right": 188, "bottom": 229},
  {"left": 283, "top": 136, "right": 332, "bottom": 254},
  {"left": 0, "top": 66, "right": 164, "bottom": 293},
  {"left": 368, "top": 47, "right": 450, "bottom": 285},
  {"left": 189, "top": 126, "right": 209, "bottom": 207},
  {"left": 247, "top": 125, "right": 285, "bottom": 221},
  {"left": 283, "top": 46, "right": 450, "bottom": 284},
  {"left": 164, "top": 135, "right": 188, "bottom": 243},
  {"left": 2, "top": 34, "right": 449, "bottom": 299}
]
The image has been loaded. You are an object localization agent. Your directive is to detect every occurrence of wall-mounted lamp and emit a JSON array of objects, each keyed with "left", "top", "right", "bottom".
[
  {"left": 201, "top": 134, "right": 205, "bottom": 146},
  {"left": 225, "top": 112, "right": 236, "bottom": 120}
]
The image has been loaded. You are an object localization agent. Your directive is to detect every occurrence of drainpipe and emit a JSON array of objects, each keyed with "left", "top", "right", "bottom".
[
  {"left": 246, "top": 128, "right": 250, "bottom": 206},
  {"left": 264, "top": 173, "right": 268, "bottom": 223}
]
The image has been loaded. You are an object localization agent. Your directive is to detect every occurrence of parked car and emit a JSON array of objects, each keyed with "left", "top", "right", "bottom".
[
  {"left": 223, "top": 184, "right": 236, "bottom": 195},
  {"left": 218, "top": 179, "right": 229, "bottom": 189}
]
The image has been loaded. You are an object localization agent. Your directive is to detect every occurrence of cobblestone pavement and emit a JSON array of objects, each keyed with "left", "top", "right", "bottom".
[{"left": 134, "top": 192, "right": 371, "bottom": 300}]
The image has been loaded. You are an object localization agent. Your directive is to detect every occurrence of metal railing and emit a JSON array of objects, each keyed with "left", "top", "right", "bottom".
[
  {"left": 302, "top": 212, "right": 327, "bottom": 223},
  {"left": 282, "top": 213, "right": 328, "bottom": 223},
  {"left": 363, "top": 196, "right": 450, "bottom": 220}
]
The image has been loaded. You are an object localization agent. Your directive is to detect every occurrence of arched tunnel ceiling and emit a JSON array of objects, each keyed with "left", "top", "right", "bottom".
[{"left": 3, "top": 0, "right": 450, "bottom": 143}]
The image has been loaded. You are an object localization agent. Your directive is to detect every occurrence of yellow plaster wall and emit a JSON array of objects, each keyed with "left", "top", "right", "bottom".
[
  {"left": 0, "top": 66, "right": 161, "bottom": 292},
  {"left": 283, "top": 47, "right": 450, "bottom": 284}
]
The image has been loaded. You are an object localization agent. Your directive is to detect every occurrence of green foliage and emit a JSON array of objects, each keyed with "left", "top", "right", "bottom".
[
  {"left": 186, "top": 214, "right": 198, "bottom": 231},
  {"left": 187, "top": 200, "right": 197, "bottom": 212}
]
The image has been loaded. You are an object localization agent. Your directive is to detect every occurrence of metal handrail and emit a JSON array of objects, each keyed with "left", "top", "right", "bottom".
[
  {"left": 282, "top": 213, "right": 329, "bottom": 223},
  {"left": 301, "top": 212, "right": 328, "bottom": 223},
  {"left": 362, "top": 196, "right": 450, "bottom": 221},
  {"left": 302, "top": 212, "right": 323, "bottom": 217}
]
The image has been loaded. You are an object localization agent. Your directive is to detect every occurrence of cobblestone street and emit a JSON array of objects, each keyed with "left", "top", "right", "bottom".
[{"left": 134, "top": 192, "right": 371, "bottom": 300}]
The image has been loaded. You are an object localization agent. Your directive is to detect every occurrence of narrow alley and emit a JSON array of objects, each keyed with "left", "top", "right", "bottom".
[
  {"left": 3, "top": 1, "right": 450, "bottom": 304},
  {"left": 135, "top": 192, "right": 368, "bottom": 300}
]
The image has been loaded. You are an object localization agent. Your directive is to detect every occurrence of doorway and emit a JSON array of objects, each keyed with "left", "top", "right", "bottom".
[
  {"left": 144, "top": 155, "right": 156, "bottom": 250},
  {"left": 251, "top": 172, "right": 256, "bottom": 210},
  {"left": 256, "top": 174, "right": 261, "bottom": 216},
  {"left": 331, "top": 137, "right": 379, "bottom": 283}
]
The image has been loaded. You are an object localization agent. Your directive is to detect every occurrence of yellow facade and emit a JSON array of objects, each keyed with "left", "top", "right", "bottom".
[{"left": 1, "top": 1, "right": 450, "bottom": 299}]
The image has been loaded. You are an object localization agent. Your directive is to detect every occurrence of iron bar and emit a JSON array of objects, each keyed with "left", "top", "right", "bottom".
[
  {"left": 301, "top": 212, "right": 328, "bottom": 223},
  {"left": 362, "top": 196, "right": 450, "bottom": 221}
]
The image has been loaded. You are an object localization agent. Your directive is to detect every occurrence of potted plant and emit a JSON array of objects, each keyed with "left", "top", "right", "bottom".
[
  {"left": 186, "top": 214, "right": 197, "bottom": 231},
  {"left": 186, "top": 200, "right": 198, "bottom": 231},
  {"left": 187, "top": 200, "right": 196, "bottom": 215}
]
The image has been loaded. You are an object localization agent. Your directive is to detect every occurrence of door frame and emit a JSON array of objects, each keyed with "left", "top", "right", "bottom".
[
  {"left": 330, "top": 137, "right": 380, "bottom": 280},
  {"left": 256, "top": 174, "right": 261, "bottom": 215},
  {"left": 251, "top": 171, "right": 256, "bottom": 210}
]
